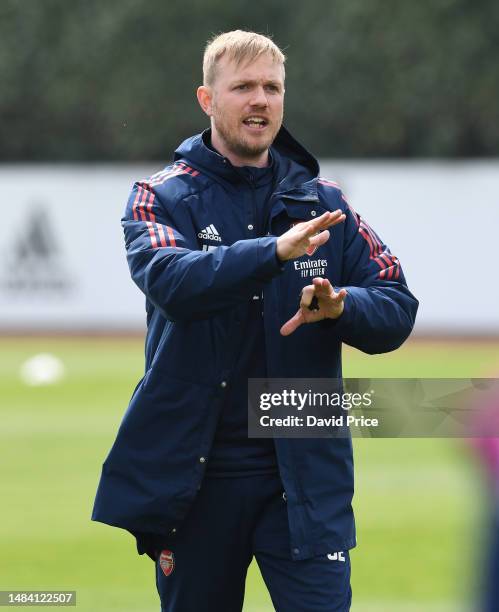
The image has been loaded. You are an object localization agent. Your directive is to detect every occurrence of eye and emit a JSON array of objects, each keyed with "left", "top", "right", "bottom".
[
  {"left": 235, "top": 84, "right": 248, "bottom": 90},
  {"left": 265, "top": 84, "right": 280, "bottom": 93}
]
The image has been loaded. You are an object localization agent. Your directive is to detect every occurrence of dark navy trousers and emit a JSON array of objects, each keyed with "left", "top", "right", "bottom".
[{"left": 153, "top": 473, "right": 352, "bottom": 611}]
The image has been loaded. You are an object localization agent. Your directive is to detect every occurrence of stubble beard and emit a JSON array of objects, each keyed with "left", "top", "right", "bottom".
[{"left": 211, "top": 104, "right": 281, "bottom": 162}]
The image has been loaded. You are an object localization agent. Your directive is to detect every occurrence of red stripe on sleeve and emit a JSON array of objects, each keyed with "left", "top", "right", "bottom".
[
  {"left": 156, "top": 224, "right": 167, "bottom": 247},
  {"left": 378, "top": 253, "right": 393, "bottom": 267},
  {"left": 132, "top": 186, "right": 142, "bottom": 221},
  {"left": 149, "top": 168, "right": 181, "bottom": 187},
  {"left": 147, "top": 163, "right": 200, "bottom": 186},
  {"left": 378, "top": 255, "right": 400, "bottom": 280},
  {"left": 358, "top": 226, "right": 374, "bottom": 253},
  {"left": 146, "top": 190, "right": 156, "bottom": 223},
  {"left": 359, "top": 226, "right": 387, "bottom": 270},
  {"left": 138, "top": 187, "right": 148, "bottom": 221},
  {"left": 364, "top": 223, "right": 383, "bottom": 256},
  {"left": 347, "top": 204, "right": 360, "bottom": 226},
  {"left": 146, "top": 222, "right": 158, "bottom": 248},
  {"left": 177, "top": 162, "right": 198, "bottom": 177},
  {"left": 360, "top": 223, "right": 376, "bottom": 254},
  {"left": 354, "top": 211, "right": 403, "bottom": 280},
  {"left": 166, "top": 226, "right": 176, "bottom": 248},
  {"left": 318, "top": 178, "right": 340, "bottom": 188},
  {"left": 374, "top": 259, "right": 387, "bottom": 270}
]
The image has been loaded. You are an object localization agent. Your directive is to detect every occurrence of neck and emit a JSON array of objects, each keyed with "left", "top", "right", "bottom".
[{"left": 210, "top": 130, "right": 269, "bottom": 168}]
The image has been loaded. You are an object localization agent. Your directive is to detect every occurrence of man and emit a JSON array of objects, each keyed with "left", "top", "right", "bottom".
[{"left": 92, "top": 30, "right": 418, "bottom": 611}]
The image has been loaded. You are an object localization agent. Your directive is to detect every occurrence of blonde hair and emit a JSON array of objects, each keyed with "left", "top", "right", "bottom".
[{"left": 203, "top": 30, "right": 286, "bottom": 86}]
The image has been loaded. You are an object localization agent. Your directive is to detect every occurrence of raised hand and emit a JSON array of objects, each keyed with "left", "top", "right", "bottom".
[
  {"left": 280, "top": 277, "right": 347, "bottom": 336},
  {"left": 276, "top": 210, "right": 345, "bottom": 262}
]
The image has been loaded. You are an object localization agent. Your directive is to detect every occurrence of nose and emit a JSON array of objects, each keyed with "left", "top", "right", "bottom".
[{"left": 249, "top": 85, "right": 269, "bottom": 108}]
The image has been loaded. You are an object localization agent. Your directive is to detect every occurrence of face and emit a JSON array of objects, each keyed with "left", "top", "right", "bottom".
[{"left": 198, "top": 53, "right": 285, "bottom": 166}]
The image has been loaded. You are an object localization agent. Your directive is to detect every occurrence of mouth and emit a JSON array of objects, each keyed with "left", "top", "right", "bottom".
[{"left": 242, "top": 116, "right": 269, "bottom": 130}]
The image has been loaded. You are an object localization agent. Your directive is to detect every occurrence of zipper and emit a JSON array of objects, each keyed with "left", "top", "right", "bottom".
[{"left": 247, "top": 173, "right": 258, "bottom": 235}]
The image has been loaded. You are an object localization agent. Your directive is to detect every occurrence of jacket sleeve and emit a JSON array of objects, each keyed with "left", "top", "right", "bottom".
[
  {"left": 327, "top": 190, "right": 418, "bottom": 354},
  {"left": 122, "top": 181, "right": 283, "bottom": 321}
]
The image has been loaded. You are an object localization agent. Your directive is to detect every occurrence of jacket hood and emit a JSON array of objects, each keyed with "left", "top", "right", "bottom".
[{"left": 173, "top": 125, "right": 319, "bottom": 192}]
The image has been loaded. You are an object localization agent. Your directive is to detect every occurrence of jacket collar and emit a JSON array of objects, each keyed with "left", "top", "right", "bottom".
[{"left": 173, "top": 125, "right": 320, "bottom": 197}]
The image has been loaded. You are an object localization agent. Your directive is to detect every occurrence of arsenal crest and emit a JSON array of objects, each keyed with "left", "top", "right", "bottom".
[
  {"left": 159, "top": 549, "right": 175, "bottom": 577},
  {"left": 290, "top": 220, "right": 319, "bottom": 256}
]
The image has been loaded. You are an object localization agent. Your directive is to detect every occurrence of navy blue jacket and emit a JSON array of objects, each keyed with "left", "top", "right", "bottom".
[{"left": 92, "top": 126, "right": 418, "bottom": 560}]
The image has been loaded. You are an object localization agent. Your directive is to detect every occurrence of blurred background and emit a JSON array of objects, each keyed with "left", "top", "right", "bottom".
[{"left": 1, "top": 1, "right": 498, "bottom": 610}]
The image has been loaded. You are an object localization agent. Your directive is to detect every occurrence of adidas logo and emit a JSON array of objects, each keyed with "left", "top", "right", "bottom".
[
  {"left": 198, "top": 224, "right": 222, "bottom": 242},
  {"left": 1, "top": 206, "right": 72, "bottom": 294},
  {"left": 198, "top": 224, "right": 221, "bottom": 242}
]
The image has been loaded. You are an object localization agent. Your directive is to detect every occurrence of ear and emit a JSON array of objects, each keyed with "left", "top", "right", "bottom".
[{"left": 197, "top": 85, "right": 213, "bottom": 117}]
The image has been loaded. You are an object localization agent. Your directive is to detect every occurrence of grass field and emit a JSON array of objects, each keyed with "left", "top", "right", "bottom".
[{"left": 1, "top": 337, "right": 498, "bottom": 611}]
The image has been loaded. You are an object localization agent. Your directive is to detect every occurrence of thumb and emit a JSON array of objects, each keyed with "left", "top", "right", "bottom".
[{"left": 280, "top": 310, "right": 305, "bottom": 336}]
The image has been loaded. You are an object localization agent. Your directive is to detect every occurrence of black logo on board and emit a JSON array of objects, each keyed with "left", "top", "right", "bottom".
[{"left": 2, "top": 206, "right": 72, "bottom": 294}]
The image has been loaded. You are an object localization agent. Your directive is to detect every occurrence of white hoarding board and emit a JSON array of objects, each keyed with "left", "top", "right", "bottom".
[
  {"left": 320, "top": 160, "right": 499, "bottom": 334},
  {"left": 0, "top": 165, "right": 150, "bottom": 331},
  {"left": 1, "top": 162, "right": 498, "bottom": 333}
]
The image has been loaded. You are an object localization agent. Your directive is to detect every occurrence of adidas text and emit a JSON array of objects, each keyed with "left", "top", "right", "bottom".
[{"left": 198, "top": 232, "right": 221, "bottom": 242}]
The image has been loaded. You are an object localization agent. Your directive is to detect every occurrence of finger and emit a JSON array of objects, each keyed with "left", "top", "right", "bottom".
[
  {"left": 308, "top": 229, "right": 330, "bottom": 249},
  {"left": 327, "top": 209, "right": 346, "bottom": 227},
  {"left": 303, "top": 210, "right": 345, "bottom": 236},
  {"left": 305, "top": 211, "right": 341, "bottom": 234},
  {"left": 280, "top": 310, "right": 305, "bottom": 336},
  {"left": 325, "top": 212, "right": 346, "bottom": 228},
  {"left": 300, "top": 285, "right": 316, "bottom": 308},
  {"left": 312, "top": 277, "right": 332, "bottom": 295},
  {"left": 329, "top": 287, "right": 347, "bottom": 302},
  {"left": 312, "top": 278, "right": 347, "bottom": 301},
  {"left": 334, "top": 288, "right": 348, "bottom": 302}
]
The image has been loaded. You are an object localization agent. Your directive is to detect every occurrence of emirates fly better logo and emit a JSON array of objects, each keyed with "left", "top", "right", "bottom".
[{"left": 291, "top": 214, "right": 329, "bottom": 277}]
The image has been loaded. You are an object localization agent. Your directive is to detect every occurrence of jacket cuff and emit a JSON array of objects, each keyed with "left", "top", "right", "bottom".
[
  {"left": 257, "top": 236, "right": 285, "bottom": 275},
  {"left": 321, "top": 286, "right": 356, "bottom": 332}
]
